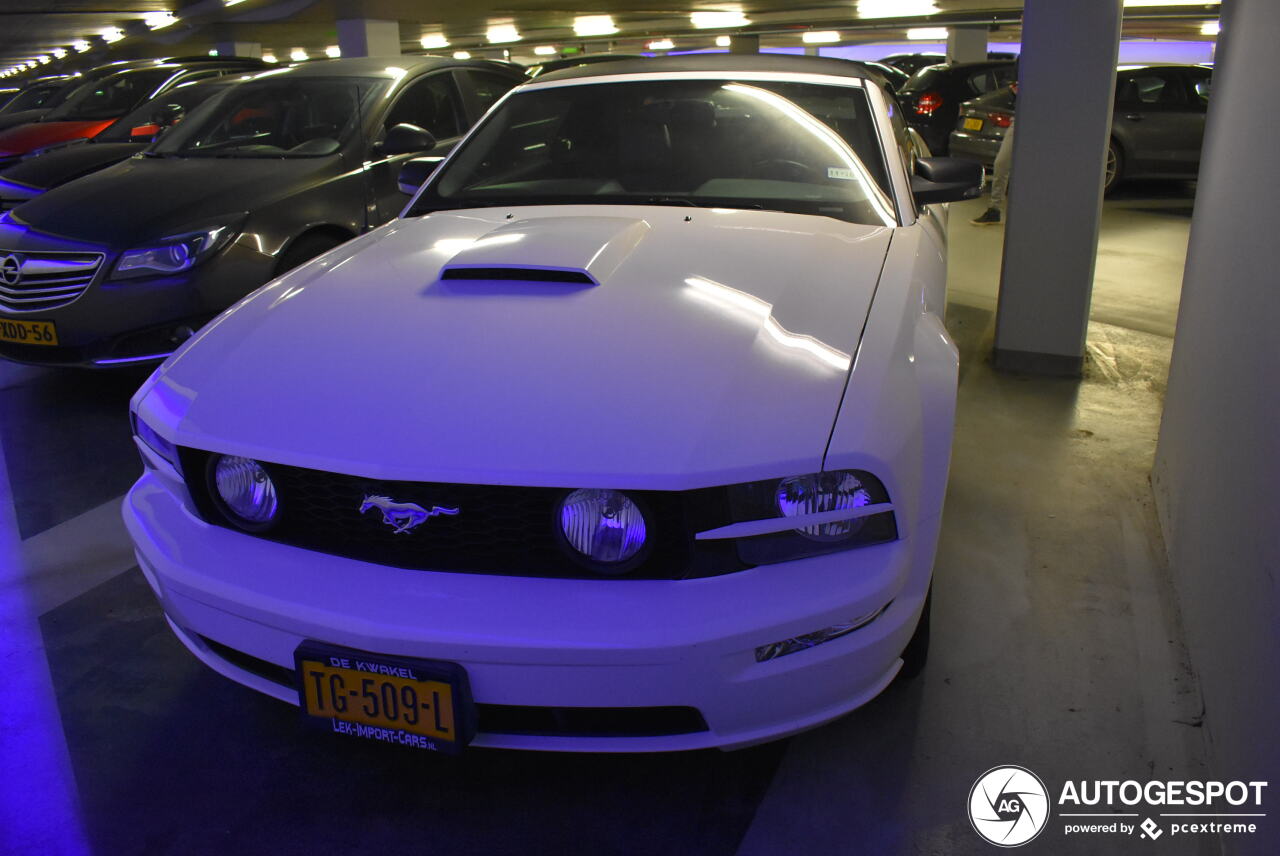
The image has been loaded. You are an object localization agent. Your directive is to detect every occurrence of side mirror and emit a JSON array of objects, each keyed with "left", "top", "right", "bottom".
[
  {"left": 911, "top": 156, "right": 984, "bottom": 205},
  {"left": 377, "top": 123, "right": 437, "bottom": 157},
  {"left": 397, "top": 156, "right": 443, "bottom": 195}
]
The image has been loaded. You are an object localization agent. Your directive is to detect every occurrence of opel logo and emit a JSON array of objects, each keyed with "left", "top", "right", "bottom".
[{"left": 0, "top": 254, "right": 20, "bottom": 287}]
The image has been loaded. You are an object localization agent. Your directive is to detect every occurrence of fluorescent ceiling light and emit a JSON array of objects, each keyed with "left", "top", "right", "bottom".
[
  {"left": 142, "top": 11, "right": 176, "bottom": 30},
  {"left": 36, "top": 55, "right": 51, "bottom": 64},
  {"left": 208, "top": 49, "right": 219, "bottom": 56},
  {"left": 715, "top": 35, "right": 731, "bottom": 47},
  {"left": 261, "top": 52, "right": 278, "bottom": 63},
  {"left": 290, "top": 48, "right": 308, "bottom": 61},
  {"left": 802, "top": 31, "right": 840, "bottom": 44},
  {"left": 452, "top": 50, "right": 471, "bottom": 59},
  {"left": 1200, "top": 20, "right": 1220, "bottom": 35},
  {"left": 907, "top": 27, "right": 949, "bottom": 40},
  {"left": 647, "top": 39, "right": 674, "bottom": 51},
  {"left": 858, "top": 0, "right": 939, "bottom": 18},
  {"left": 100, "top": 27, "right": 124, "bottom": 43},
  {"left": 325, "top": 45, "right": 340, "bottom": 58},
  {"left": 420, "top": 34, "right": 449, "bottom": 49},
  {"left": 1125, "top": 0, "right": 1218, "bottom": 5},
  {"left": 534, "top": 45, "right": 557, "bottom": 56},
  {"left": 52, "top": 47, "right": 67, "bottom": 59},
  {"left": 573, "top": 15, "right": 618, "bottom": 37},
  {"left": 487, "top": 24, "right": 521, "bottom": 44},
  {"left": 690, "top": 11, "right": 750, "bottom": 29},
  {"left": 72, "top": 40, "right": 91, "bottom": 53}
]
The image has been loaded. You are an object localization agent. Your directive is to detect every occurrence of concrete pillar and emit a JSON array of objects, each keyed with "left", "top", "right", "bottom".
[
  {"left": 729, "top": 34, "right": 759, "bottom": 54},
  {"left": 946, "top": 26, "right": 987, "bottom": 63},
  {"left": 214, "top": 41, "right": 261, "bottom": 58},
  {"left": 1152, "top": 0, "right": 1280, "bottom": 838},
  {"left": 992, "top": 0, "right": 1122, "bottom": 376},
  {"left": 337, "top": 18, "right": 401, "bottom": 58}
]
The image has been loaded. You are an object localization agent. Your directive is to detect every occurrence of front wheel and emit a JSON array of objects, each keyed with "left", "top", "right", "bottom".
[{"left": 1103, "top": 139, "right": 1122, "bottom": 196}]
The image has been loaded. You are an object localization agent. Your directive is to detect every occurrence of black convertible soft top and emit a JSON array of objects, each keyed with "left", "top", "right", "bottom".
[{"left": 533, "top": 54, "right": 887, "bottom": 85}]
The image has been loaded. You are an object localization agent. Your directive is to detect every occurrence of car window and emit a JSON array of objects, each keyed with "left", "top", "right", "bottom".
[
  {"left": 0, "top": 82, "right": 62, "bottom": 114},
  {"left": 153, "top": 77, "right": 385, "bottom": 158},
  {"left": 414, "top": 78, "right": 896, "bottom": 227},
  {"left": 45, "top": 68, "right": 175, "bottom": 121},
  {"left": 1116, "top": 72, "right": 1188, "bottom": 107},
  {"left": 455, "top": 69, "right": 518, "bottom": 116},
  {"left": 966, "top": 65, "right": 1016, "bottom": 96},
  {"left": 385, "top": 73, "right": 462, "bottom": 139}
]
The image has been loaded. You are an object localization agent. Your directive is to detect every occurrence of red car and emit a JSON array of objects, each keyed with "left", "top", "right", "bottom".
[{"left": 0, "top": 59, "right": 265, "bottom": 169}]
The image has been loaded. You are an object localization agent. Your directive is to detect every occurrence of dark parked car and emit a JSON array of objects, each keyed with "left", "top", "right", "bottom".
[
  {"left": 878, "top": 53, "right": 946, "bottom": 76},
  {"left": 0, "top": 58, "right": 267, "bottom": 168},
  {"left": 0, "top": 74, "right": 81, "bottom": 131},
  {"left": 0, "top": 77, "right": 237, "bottom": 211},
  {"left": 897, "top": 59, "right": 1017, "bottom": 154},
  {"left": 949, "top": 64, "right": 1211, "bottom": 193},
  {"left": 0, "top": 56, "right": 523, "bottom": 367},
  {"left": 525, "top": 53, "right": 647, "bottom": 78}
]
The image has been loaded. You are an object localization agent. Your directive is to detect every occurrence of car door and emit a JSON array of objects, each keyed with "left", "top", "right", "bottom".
[
  {"left": 368, "top": 71, "right": 467, "bottom": 223},
  {"left": 1112, "top": 69, "right": 1204, "bottom": 176}
]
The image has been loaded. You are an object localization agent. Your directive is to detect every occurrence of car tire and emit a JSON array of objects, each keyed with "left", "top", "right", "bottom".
[
  {"left": 1103, "top": 139, "right": 1122, "bottom": 196},
  {"left": 274, "top": 233, "right": 345, "bottom": 277},
  {"left": 897, "top": 587, "right": 932, "bottom": 680}
]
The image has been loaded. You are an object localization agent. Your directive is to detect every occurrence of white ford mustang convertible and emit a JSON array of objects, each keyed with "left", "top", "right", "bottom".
[{"left": 124, "top": 55, "right": 981, "bottom": 753}]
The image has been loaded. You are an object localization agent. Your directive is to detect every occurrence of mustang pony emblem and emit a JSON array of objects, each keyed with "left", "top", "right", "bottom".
[{"left": 359, "top": 494, "right": 459, "bottom": 534}]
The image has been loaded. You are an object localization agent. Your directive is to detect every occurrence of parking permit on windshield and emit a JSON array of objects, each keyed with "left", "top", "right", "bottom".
[{"left": 827, "top": 167, "right": 857, "bottom": 180}]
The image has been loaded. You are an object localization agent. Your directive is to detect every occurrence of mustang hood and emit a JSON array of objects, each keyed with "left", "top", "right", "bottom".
[
  {"left": 12, "top": 154, "right": 338, "bottom": 246},
  {"left": 152, "top": 206, "right": 894, "bottom": 489},
  {"left": 0, "top": 141, "right": 143, "bottom": 192},
  {"left": 0, "top": 119, "right": 113, "bottom": 157}
]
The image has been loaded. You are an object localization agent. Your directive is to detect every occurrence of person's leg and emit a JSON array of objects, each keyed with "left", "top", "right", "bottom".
[{"left": 972, "top": 122, "right": 1014, "bottom": 225}]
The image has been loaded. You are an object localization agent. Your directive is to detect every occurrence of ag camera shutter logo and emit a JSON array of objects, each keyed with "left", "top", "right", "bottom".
[{"left": 969, "top": 765, "right": 1051, "bottom": 847}]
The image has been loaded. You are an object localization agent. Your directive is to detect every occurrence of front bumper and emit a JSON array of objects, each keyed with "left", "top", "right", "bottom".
[
  {"left": 0, "top": 236, "right": 275, "bottom": 368},
  {"left": 123, "top": 469, "right": 937, "bottom": 752}
]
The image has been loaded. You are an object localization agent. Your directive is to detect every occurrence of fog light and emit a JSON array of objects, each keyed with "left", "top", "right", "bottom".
[
  {"left": 210, "top": 455, "right": 279, "bottom": 530},
  {"left": 558, "top": 488, "right": 647, "bottom": 570},
  {"left": 754, "top": 603, "right": 891, "bottom": 662}
]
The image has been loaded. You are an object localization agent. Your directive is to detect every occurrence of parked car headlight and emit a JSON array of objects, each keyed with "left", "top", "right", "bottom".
[
  {"left": 209, "top": 455, "right": 279, "bottom": 530},
  {"left": 775, "top": 471, "right": 874, "bottom": 541},
  {"left": 131, "top": 412, "right": 178, "bottom": 469},
  {"left": 558, "top": 488, "right": 647, "bottom": 571},
  {"left": 727, "top": 470, "right": 896, "bottom": 565},
  {"left": 114, "top": 218, "right": 243, "bottom": 279}
]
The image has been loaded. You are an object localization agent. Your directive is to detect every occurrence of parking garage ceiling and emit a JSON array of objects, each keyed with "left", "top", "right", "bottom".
[{"left": 1, "top": 1, "right": 1221, "bottom": 76}]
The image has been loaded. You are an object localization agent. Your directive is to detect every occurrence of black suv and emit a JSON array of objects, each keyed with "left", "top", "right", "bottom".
[{"left": 897, "top": 60, "right": 1016, "bottom": 155}]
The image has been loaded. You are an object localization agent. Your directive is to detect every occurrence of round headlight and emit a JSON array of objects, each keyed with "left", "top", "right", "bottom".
[
  {"left": 775, "top": 471, "right": 872, "bottom": 541},
  {"left": 558, "top": 488, "right": 647, "bottom": 570},
  {"left": 211, "top": 455, "right": 279, "bottom": 530}
]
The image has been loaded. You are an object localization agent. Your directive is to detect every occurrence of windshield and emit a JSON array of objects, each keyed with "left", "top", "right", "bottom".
[
  {"left": 151, "top": 77, "right": 386, "bottom": 158},
  {"left": 409, "top": 79, "right": 896, "bottom": 226},
  {"left": 97, "top": 80, "right": 228, "bottom": 144},
  {"left": 0, "top": 82, "right": 64, "bottom": 115},
  {"left": 45, "top": 68, "right": 175, "bottom": 121}
]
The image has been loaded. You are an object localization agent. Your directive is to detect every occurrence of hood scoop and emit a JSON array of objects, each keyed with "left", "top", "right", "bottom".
[{"left": 439, "top": 215, "right": 650, "bottom": 286}]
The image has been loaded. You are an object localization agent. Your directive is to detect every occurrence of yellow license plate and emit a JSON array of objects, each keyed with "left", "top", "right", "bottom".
[
  {"left": 0, "top": 318, "right": 57, "bottom": 346},
  {"left": 963, "top": 117, "right": 984, "bottom": 131},
  {"left": 296, "top": 643, "right": 473, "bottom": 753}
]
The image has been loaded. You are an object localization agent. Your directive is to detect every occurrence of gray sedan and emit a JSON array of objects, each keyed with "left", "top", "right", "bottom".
[{"left": 949, "top": 63, "right": 1211, "bottom": 194}]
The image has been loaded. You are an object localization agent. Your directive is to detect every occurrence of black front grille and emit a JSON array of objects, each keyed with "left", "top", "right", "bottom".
[
  {"left": 198, "top": 636, "right": 709, "bottom": 738},
  {"left": 180, "top": 449, "right": 745, "bottom": 580}
]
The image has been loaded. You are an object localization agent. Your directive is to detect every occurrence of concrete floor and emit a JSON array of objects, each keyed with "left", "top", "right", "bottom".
[{"left": 0, "top": 181, "right": 1246, "bottom": 855}]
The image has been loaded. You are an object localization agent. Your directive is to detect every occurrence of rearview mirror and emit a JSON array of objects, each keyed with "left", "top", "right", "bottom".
[
  {"left": 377, "top": 123, "right": 437, "bottom": 157},
  {"left": 911, "top": 156, "right": 984, "bottom": 206},
  {"left": 397, "top": 156, "right": 443, "bottom": 195}
]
